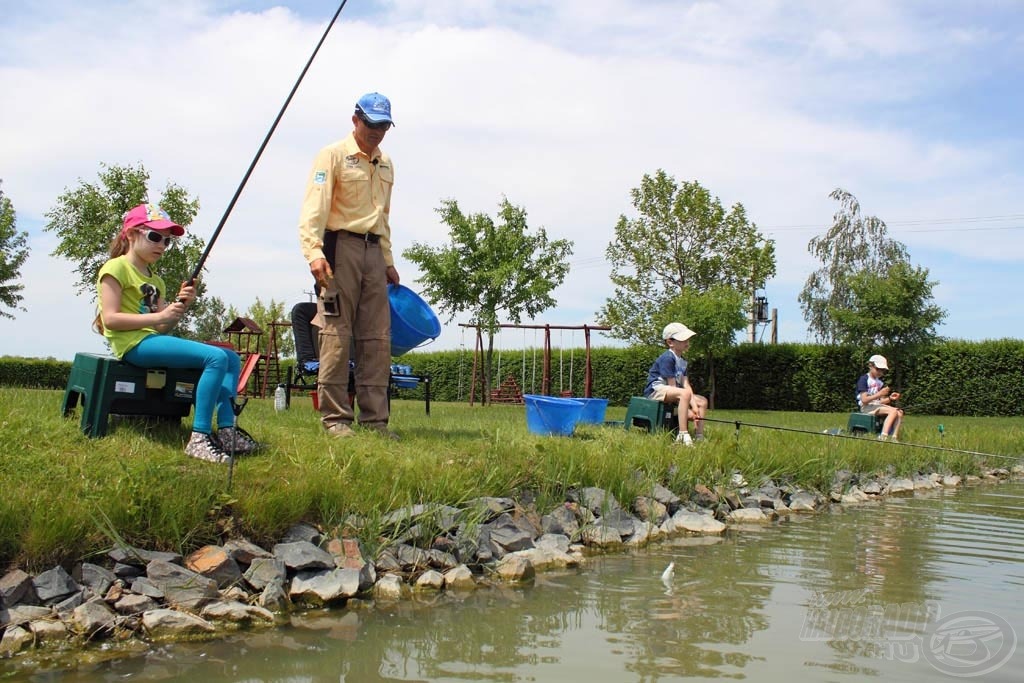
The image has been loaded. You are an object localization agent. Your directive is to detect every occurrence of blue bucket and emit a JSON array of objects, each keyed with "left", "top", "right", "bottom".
[
  {"left": 577, "top": 398, "right": 609, "bottom": 425},
  {"left": 388, "top": 284, "right": 442, "bottom": 357},
  {"left": 524, "top": 394, "right": 585, "bottom": 437}
]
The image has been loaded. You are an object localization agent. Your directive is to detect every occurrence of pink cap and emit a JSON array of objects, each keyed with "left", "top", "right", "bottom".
[{"left": 122, "top": 204, "right": 184, "bottom": 237}]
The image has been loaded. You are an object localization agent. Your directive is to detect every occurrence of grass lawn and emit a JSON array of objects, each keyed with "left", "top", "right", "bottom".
[{"left": 2, "top": 387, "right": 1021, "bottom": 571}]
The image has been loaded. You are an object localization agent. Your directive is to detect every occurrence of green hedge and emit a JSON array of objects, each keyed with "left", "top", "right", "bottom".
[{"left": 5, "top": 339, "right": 1024, "bottom": 416}]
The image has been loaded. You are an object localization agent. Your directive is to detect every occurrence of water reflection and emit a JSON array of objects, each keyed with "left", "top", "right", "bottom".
[{"left": 9, "top": 482, "right": 1023, "bottom": 682}]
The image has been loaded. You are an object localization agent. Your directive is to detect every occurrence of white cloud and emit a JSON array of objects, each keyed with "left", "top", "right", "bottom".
[{"left": 1, "top": 1, "right": 1022, "bottom": 360}]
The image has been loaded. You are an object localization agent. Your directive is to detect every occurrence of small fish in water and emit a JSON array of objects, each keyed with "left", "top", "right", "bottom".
[{"left": 661, "top": 561, "right": 675, "bottom": 584}]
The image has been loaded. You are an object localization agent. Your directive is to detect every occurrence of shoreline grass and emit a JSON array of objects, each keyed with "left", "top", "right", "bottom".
[{"left": 2, "top": 387, "right": 1021, "bottom": 571}]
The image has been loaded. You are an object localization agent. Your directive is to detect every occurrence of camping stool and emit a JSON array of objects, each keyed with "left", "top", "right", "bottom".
[
  {"left": 623, "top": 396, "right": 678, "bottom": 433},
  {"left": 62, "top": 352, "right": 201, "bottom": 438},
  {"left": 847, "top": 411, "right": 885, "bottom": 435}
]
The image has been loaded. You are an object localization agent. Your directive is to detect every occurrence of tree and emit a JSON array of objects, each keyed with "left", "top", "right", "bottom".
[
  {"left": 660, "top": 285, "right": 748, "bottom": 407},
  {"left": 799, "top": 188, "right": 909, "bottom": 343},
  {"left": 404, "top": 197, "right": 573, "bottom": 402},
  {"left": 239, "top": 298, "right": 292, "bottom": 357},
  {"left": 830, "top": 261, "right": 946, "bottom": 350},
  {"left": 43, "top": 162, "right": 217, "bottom": 340},
  {"left": 599, "top": 171, "right": 776, "bottom": 346},
  {"left": 0, "top": 182, "right": 30, "bottom": 319}
]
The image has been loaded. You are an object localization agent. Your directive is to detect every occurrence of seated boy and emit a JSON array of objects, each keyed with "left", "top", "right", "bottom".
[
  {"left": 856, "top": 354, "right": 904, "bottom": 441},
  {"left": 643, "top": 322, "right": 708, "bottom": 445}
]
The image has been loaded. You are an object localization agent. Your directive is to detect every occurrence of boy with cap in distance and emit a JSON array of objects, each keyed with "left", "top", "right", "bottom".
[
  {"left": 856, "top": 354, "right": 903, "bottom": 441},
  {"left": 643, "top": 322, "right": 708, "bottom": 445}
]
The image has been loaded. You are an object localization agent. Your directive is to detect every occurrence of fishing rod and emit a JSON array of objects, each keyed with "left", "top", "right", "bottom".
[
  {"left": 184, "top": 0, "right": 349, "bottom": 288},
  {"left": 193, "top": 0, "right": 350, "bottom": 489},
  {"left": 696, "top": 415, "right": 1022, "bottom": 461}
]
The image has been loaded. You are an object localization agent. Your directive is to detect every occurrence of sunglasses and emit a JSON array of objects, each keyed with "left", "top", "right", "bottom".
[
  {"left": 139, "top": 229, "right": 175, "bottom": 247},
  {"left": 356, "top": 111, "right": 392, "bottom": 131}
]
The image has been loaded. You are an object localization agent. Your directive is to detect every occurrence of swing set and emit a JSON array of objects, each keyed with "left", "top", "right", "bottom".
[{"left": 458, "top": 323, "right": 610, "bottom": 406}]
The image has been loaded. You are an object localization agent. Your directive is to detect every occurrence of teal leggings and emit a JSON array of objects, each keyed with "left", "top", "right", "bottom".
[{"left": 124, "top": 335, "right": 240, "bottom": 434}]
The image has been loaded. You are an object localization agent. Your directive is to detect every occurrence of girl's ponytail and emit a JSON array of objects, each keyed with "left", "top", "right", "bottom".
[{"left": 93, "top": 232, "right": 132, "bottom": 334}]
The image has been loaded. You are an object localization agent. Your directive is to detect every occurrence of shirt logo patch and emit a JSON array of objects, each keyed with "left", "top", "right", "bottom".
[
  {"left": 344, "top": 154, "right": 360, "bottom": 168},
  {"left": 314, "top": 171, "right": 327, "bottom": 184}
]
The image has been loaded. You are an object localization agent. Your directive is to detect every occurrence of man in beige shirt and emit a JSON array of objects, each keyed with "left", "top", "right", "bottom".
[{"left": 297, "top": 92, "right": 401, "bottom": 439}]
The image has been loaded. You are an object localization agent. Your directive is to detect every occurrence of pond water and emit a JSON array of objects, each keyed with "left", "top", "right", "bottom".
[{"left": 8, "top": 481, "right": 1023, "bottom": 682}]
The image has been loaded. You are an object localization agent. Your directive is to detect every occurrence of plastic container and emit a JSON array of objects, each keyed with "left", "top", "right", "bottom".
[
  {"left": 389, "top": 284, "right": 442, "bottom": 357},
  {"left": 524, "top": 394, "right": 585, "bottom": 437},
  {"left": 576, "top": 397, "right": 609, "bottom": 424},
  {"left": 274, "top": 384, "right": 287, "bottom": 412}
]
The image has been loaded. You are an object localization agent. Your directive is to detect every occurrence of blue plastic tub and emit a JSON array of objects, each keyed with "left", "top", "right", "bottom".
[
  {"left": 524, "top": 394, "right": 585, "bottom": 437},
  {"left": 577, "top": 397, "right": 609, "bottom": 425},
  {"left": 389, "top": 284, "right": 442, "bottom": 357}
]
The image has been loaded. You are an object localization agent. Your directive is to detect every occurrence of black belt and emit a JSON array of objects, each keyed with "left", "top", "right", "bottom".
[{"left": 336, "top": 229, "right": 380, "bottom": 244}]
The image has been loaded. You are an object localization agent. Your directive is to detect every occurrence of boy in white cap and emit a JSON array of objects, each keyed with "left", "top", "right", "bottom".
[
  {"left": 643, "top": 322, "right": 708, "bottom": 445},
  {"left": 856, "top": 354, "right": 904, "bottom": 441}
]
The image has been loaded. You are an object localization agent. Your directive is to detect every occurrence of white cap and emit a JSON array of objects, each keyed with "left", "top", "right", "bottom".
[
  {"left": 662, "top": 322, "right": 696, "bottom": 342},
  {"left": 868, "top": 354, "right": 889, "bottom": 370}
]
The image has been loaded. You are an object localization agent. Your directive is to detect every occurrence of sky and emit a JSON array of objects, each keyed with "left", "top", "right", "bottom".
[{"left": 2, "top": 0, "right": 1023, "bottom": 361}]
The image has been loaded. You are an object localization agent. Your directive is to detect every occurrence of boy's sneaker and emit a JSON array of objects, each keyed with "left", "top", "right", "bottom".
[
  {"left": 185, "top": 432, "right": 232, "bottom": 464},
  {"left": 675, "top": 431, "right": 694, "bottom": 447},
  {"left": 216, "top": 426, "right": 261, "bottom": 455},
  {"left": 877, "top": 434, "right": 888, "bottom": 442}
]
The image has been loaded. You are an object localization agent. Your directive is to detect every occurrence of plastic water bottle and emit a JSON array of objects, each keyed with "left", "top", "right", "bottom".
[{"left": 274, "top": 384, "right": 287, "bottom": 412}]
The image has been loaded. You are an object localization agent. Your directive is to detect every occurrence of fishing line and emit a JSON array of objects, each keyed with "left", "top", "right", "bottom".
[
  {"left": 696, "top": 415, "right": 1021, "bottom": 461},
  {"left": 186, "top": 0, "right": 350, "bottom": 285}
]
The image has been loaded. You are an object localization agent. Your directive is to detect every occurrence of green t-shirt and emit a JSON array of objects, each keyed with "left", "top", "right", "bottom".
[{"left": 97, "top": 255, "right": 166, "bottom": 358}]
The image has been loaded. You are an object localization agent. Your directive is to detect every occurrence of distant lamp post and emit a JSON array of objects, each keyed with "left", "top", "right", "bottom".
[{"left": 755, "top": 296, "right": 770, "bottom": 323}]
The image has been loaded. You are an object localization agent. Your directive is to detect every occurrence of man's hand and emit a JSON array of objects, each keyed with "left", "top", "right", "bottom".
[
  {"left": 386, "top": 265, "right": 400, "bottom": 286},
  {"left": 311, "top": 258, "right": 334, "bottom": 290}
]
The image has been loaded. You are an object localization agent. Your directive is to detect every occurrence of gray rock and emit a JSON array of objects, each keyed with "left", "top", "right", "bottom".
[
  {"left": 146, "top": 559, "right": 220, "bottom": 610},
  {"left": 289, "top": 568, "right": 361, "bottom": 605},
  {"left": 0, "top": 624, "right": 33, "bottom": 655},
  {"left": 114, "top": 593, "right": 158, "bottom": 616},
  {"left": 464, "top": 497, "right": 515, "bottom": 522},
  {"left": 486, "top": 514, "right": 536, "bottom": 553},
  {"left": 942, "top": 474, "right": 962, "bottom": 487},
  {"left": 112, "top": 562, "right": 144, "bottom": 580},
  {"left": 29, "top": 618, "right": 69, "bottom": 643},
  {"left": 33, "top": 566, "right": 80, "bottom": 605},
  {"left": 571, "top": 487, "right": 621, "bottom": 515},
  {"left": 513, "top": 546, "right": 581, "bottom": 569},
  {"left": 200, "top": 600, "right": 274, "bottom": 624},
  {"left": 374, "top": 548, "right": 403, "bottom": 573},
  {"left": 581, "top": 525, "right": 623, "bottom": 547},
  {"left": 358, "top": 562, "right": 377, "bottom": 592},
  {"left": 142, "top": 608, "right": 216, "bottom": 638},
  {"left": 54, "top": 589, "right": 88, "bottom": 614},
  {"left": 494, "top": 554, "right": 535, "bottom": 582},
  {"left": 273, "top": 541, "right": 335, "bottom": 572},
  {"left": 394, "top": 544, "right": 431, "bottom": 571},
  {"left": 130, "top": 577, "right": 164, "bottom": 599},
  {"left": 862, "top": 481, "right": 883, "bottom": 495},
  {"left": 414, "top": 570, "right": 445, "bottom": 590},
  {"left": 109, "top": 546, "right": 182, "bottom": 567},
  {"left": 535, "top": 533, "right": 570, "bottom": 554},
  {"left": 78, "top": 563, "right": 117, "bottom": 596},
  {"left": 280, "top": 522, "right": 322, "bottom": 545},
  {"left": 543, "top": 505, "right": 579, "bottom": 538},
  {"left": 425, "top": 548, "right": 459, "bottom": 571},
  {"left": 71, "top": 598, "right": 117, "bottom": 636},
  {"left": 595, "top": 508, "right": 637, "bottom": 537},
  {"left": 889, "top": 478, "right": 915, "bottom": 494},
  {"left": 383, "top": 504, "right": 462, "bottom": 534},
  {"left": 633, "top": 496, "right": 669, "bottom": 524},
  {"left": 788, "top": 491, "right": 819, "bottom": 511},
  {"left": 666, "top": 510, "right": 726, "bottom": 535},
  {"left": 258, "top": 582, "right": 291, "bottom": 612},
  {"left": 443, "top": 565, "right": 476, "bottom": 589},
  {"left": 5, "top": 604, "right": 53, "bottom": 626},
  {"left": 728, "top": 508, "right": 769, "bottom": 523},
  {"left": 651, "top": 483, "right": 682, "bottom": 509},
  {"left": 373, "top": 574, "right": 409, "bottom": 600},
  {"left": 223, "top": 538, "right": 273, "bottom": 566},
  {"left": 244, "top": 557, "right": 287, "bottom": 592},
  {"left": 913, "top": 475, "right": 938, "bottom": 490},
  {"left": 841, "top": 487, "right": 871, "bottom": 504},
  {"left": 1, "top": 569, "right": 38, "bottom": 607}
]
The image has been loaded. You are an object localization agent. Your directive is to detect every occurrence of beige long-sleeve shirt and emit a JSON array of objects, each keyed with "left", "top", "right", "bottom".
[{"left": 297, "top": 132, "right": 395, "bottom": 266}]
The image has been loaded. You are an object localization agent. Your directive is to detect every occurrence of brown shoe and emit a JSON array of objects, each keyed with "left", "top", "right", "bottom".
[
  {"left": 362, "top": 423, "right": 400, "bottom": 441},
  {"left": 326, "top": 423, "right": 355, "bottom": 438}
]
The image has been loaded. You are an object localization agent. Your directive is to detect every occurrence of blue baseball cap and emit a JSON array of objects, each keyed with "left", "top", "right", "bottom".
[{"left": 355, "top": 92, "right": 394, "bottom": 125}]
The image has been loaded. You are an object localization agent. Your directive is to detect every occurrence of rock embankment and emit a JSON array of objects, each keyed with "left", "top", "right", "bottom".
[{"left": 2, "top": 465, "right": 1020, "bottom": 657}]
